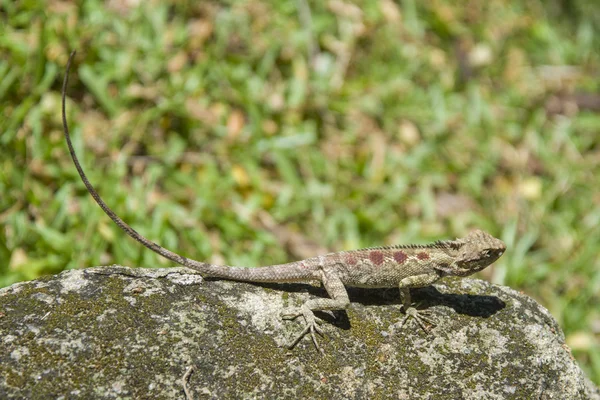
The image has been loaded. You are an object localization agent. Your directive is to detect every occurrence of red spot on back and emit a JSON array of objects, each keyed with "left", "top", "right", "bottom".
[
  {"left": 417, "top": 252, "right": 430, "bottom": 260},
  {"left": 369, "top": 251, "right": 384, "bottom": 266},
  {"left": 344, "top": 254, "right": 358, "bottom": 266},
  {"left": 393, "top": 251, "right": 407, "bottom": 264}
]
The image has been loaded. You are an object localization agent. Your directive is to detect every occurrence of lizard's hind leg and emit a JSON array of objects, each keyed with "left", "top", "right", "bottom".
[{"left": 282, "top": 269, "right": 350, "bottom": 353}]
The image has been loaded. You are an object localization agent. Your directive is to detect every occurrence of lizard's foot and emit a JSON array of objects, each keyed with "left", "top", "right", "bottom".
[
  {"left": 282, "top": 307, "right": 325, "bottom": 353},
  {"left": 394, "top": 306, "right": 436, "bottom": 333}
]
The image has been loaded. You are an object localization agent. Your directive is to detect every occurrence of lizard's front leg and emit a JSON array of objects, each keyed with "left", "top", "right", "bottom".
[
  {"left": 394, "top": 273, "right": 439, "bottom": 333},
  {"left": 282, "top": 269, "right": 349, "bottom": 353}
]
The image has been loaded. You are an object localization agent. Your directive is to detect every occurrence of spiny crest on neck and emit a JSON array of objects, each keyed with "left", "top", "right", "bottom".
[{"left": 363, "top": 239, "right": 463, "bottom": 252}]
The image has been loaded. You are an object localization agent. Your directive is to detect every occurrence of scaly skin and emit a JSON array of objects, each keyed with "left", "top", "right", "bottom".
[{"left": 61, "top": 51, "right": 506, "bottom": 352}]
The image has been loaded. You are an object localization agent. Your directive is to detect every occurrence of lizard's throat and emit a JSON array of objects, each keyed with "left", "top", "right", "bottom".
[{"left": 435, "top": 262, "right": 485, "bottom": 277}]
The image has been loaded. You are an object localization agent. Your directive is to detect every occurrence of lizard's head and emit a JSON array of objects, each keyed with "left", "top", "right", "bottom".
[{"left": 440, "top": 230, "right": 506, "bottom": 277}]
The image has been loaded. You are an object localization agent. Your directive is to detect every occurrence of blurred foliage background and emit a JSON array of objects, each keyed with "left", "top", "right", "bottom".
[{"left": 1, "top": 0, "right": 599, "bottom": 384}]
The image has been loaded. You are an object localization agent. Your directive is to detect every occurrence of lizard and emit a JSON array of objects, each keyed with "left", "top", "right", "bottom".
[{"left": 60, "top": 51, "right": 506, "bottom": 352}]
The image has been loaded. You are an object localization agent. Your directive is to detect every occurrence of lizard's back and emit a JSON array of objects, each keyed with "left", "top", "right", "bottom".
[{"left": 320, "top": 246, "right": 453, "bottom": 288}]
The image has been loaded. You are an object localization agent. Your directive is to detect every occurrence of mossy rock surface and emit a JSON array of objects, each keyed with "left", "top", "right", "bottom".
[{"left": 0, "top": 266, "right": 598, "bottom": 399}]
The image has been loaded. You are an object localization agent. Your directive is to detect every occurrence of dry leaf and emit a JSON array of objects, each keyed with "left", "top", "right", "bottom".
[{"left": 227, "top": 109, "right": 245, "bottom": 140}]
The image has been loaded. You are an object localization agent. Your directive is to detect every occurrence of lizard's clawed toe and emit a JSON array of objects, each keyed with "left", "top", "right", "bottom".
[
  {"left": 394, "top": 306, "right": 436, "bottom": 333},
  {"left": 283, "top": 307, "right": 326, "bottom": 353},
  {"left": 281, "top": 311, "right": 302, "bottom": 321}
]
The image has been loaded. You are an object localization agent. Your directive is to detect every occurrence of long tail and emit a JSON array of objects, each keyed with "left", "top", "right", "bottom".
[{"left": 61, "top": 51, "right": 313, "bottom": 284}]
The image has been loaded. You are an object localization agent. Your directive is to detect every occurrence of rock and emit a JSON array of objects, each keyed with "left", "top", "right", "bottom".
[{"left": 0, "top": 266, "right": 598, "bottom": 399}]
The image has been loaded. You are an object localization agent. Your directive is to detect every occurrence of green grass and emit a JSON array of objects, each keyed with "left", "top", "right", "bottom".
[{"left": 1, "top": 0, "right": 599, "bottom": 384}]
